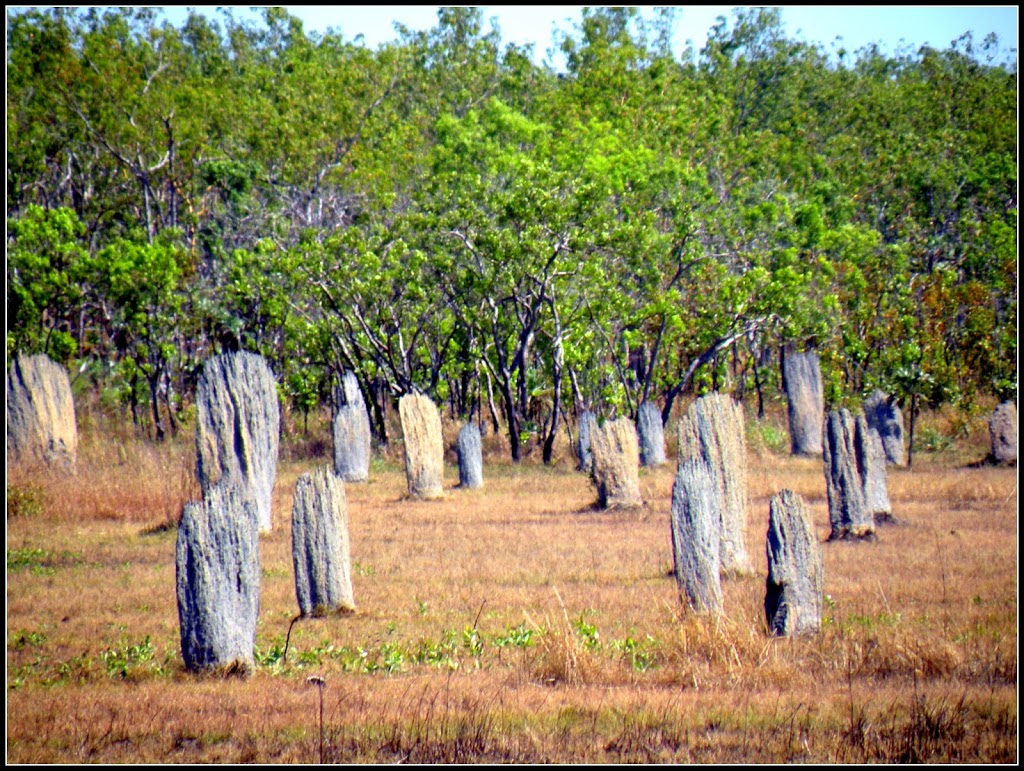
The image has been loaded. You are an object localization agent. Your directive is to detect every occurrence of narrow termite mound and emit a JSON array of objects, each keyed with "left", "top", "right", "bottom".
[
  {"left": 670, "top": 458, "right": 723, "bottom": 615},
  {"left": 399, "top": 392, "right": 445, "bottom": 499},
  {"left": 176, "top": 482, "right": 261, "bottom": 675},
  {"left": 765, "top": 489, "right": 825, "bottom": 636},
  {"left": 195, "top": 351, "right": 280, "bottom": 532},
  {"left": 333, "top": 370, "right": 372, "bottom": 483},
  {"left": 6, "top": 353, "right": 78, "bottom": 471},
  {"left": 456, "top": 422, "right": 484, "bottom": 489},
  {"left": 782, "top": 346, "right": 824, "bottom": 456},
  {"left": 292, "top": 466, "right": 355, "bottom": 617},
  {"left": 591, "top": 416, "right": 643, "bottom": 509}
]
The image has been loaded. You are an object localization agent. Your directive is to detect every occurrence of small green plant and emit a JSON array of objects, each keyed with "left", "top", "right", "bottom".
[
  {"left": 413, "top": 630, "right": 460, "bottom": 669},
  {"left": 842, "top": 610, "right": 903, "bottom": 632},
  {"left": 101, "top": 635, "right": 155, "bottom": 678},
  {"left": 7, "top": 483, "right": 45, "bottom": 518},
  {"left": 573, "top": 613, "right": 601, "bottom": 651},
  {"left": 9, "top": 628, "right": 48, "bottom": 649},
  {"left": 749, "top": 421, "right": 788, "bottom": 453},
  {"left": 463, "top": 625, "right": 484, "bottom": 657},
  {"left": 917, "top": 426, "right": 955, "bottom": 453},
  {"left": 7, "top": 547, "right": 51, "bottom": 571},
  {"left": 379, "top": 641, "right": 405, "bottom": 673},
  {"left": 823, "top": 594, "right": 836, "bottom": 627},
  {"left": 255, "top": 642, "right": 287, "bottom": 668},
  {"left": 610, "top": 635, "right": 659, "bottom": 672},
  {"left": 7, "top": 547, "right": 82, "bottom": 574},
  {"left": 493, "top": 623, "right": 535, "bottom": 649}
]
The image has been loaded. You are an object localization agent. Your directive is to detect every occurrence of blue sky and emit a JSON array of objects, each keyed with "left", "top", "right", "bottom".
[{"left": 151, "top": 5, "right": 1018, "bottom": 67}]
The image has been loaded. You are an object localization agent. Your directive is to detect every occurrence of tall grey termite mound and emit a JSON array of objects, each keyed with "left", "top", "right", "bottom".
[
  {"left": 862, "top": 424, "right": 894, "bottom": 524},
  {"left": 670, "top": 458, "right": 723, "bottom": 615},
  {"left": 677, "top": 392, "right": 751, "bottom": 575},
  {"left": 6, "top": 353, "right": 78, "bottom": 470},
  {"left": 822, "top": 408, "right": 876, "bottom": 541},
  {"left": 175, "top": 482, "right": 261, "bottom": 674},
  {"left": 195, "top": 351, "right": 280, "bottom": 532},
  {"left": 636, "top": 401, "right": 666, "bottom": 467},
  {"left": 333, "top": 370, "right": 372, "bottom": 483},
  {"left": 864, "top": 390, "right": 906, "bottom": 466},
  {"left": 782, "top": 347, "right": 824, "bottom": 456},
  {"left": 988, "top": 401, "right": 1017, "bottom": 465},
  {"left": 399, "top": 392, "right": 445, "bottom": 499},
  {"left": 291, "top": 466, "right": 355, "bottom": 617},
  {"left": 577, "top": 410, "right": 597, "bottom": 472},
  {"left": 590, "top": 416, "right": 643, "bottom": 508},
  {"left": 765, "top": 489, "right": 825, "bottom": 636},
  {"left": 456, "top": 422, "right": 483, "bottom": 489}
]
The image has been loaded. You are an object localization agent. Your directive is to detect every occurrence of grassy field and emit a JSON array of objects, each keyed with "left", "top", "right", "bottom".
[{"left": 6, "top": 400, "right": 1017, "bottom": 763}]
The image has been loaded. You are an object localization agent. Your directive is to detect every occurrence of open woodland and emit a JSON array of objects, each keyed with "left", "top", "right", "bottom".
[
  {"left": 5, "top": 398, "right": 1017, "bottom": 764},
  {"left": 5, "top": 7, "right": 1017, "bottom": 463}
]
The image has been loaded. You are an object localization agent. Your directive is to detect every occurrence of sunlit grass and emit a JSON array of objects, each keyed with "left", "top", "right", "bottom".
[{"left": 6, "top": 400, "right": 1017, "bottom": 762}]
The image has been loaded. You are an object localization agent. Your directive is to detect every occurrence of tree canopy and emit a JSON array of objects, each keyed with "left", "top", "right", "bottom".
[{"left": 6, "top": 7, "right": 1017, "bottom": 458}]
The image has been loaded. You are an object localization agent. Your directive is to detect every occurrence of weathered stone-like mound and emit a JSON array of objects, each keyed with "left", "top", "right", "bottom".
[
  {"left": 456, "top": 422, "right": 483, "bottom": 489},
  {"left": 333, "top": 371, "right": 371, "bottom": 483},
  {"left": 176, "top": 483, "right": 261, "bottom": 674},
  {"left": 988, "top": 401, "right": 1017, "bottom": 465},
  {"left": 782, "top": 347, "right": 824, "bottom": 456},
  {"left": 6, "top": 353, "right": 78, "bottom": 470},
  {"left": 292, "top": 466, "right": 355, "bottom": 617},
  {"left": 862, "top": 423, "right": 894, "bottom": 524},
  {"left": 670, "top": 458, "right": 723, "bottom": 615},
  {"left": 591, "top": 417, "right": 642, "bottom": 509},
  {"left": 823, "top": 409, "right": 876, "bottom": 541},
  {"left": 399, "top": 392, "right": 445, "bottom": 499},
  {"left": 765, "top": 489, "right": 824, "bottom": 636},
  {"left": 864, "top": 390, "right": 906, "bottom": 466},
  {"left": 195, "top": 351, "right": 280, "bottom": 533},
  {"left": 676, "top": 408, "right": 699, "bottom": 463},
  {"left": 636, "top": 401, "right": 666, "bottom": 467},
  {"left": 678, "top": 392, "right": 751, "bottom": 575},
  {"left": 577, "top": 410, "right": 597, "bottom": 472}
]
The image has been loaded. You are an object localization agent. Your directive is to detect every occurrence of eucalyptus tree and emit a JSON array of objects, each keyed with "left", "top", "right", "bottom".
[
  {"left": 87, "top": 229, "right": 192, "bottom": 439},
  {"left": 6, "top": 9, "right": 86, "bottom": 219},
  {"left": 419, "top": 99, "right": 587, "bottom": 462},
  {"left": 6, "top": 206, "right": 91, "bottom": 363}
]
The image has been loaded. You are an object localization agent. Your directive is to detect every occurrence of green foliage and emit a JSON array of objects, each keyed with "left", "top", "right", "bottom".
[
  {"left": 101, "top": 635, "right": 156, "bottom": 678},
  {"left": 493, "top": 623, "right": 536, "bottom": 649},
  {"left": 7, "top": 547, "right": 82, "bottom": 575},
  {"left": 7, "top": 483, "right": 46, "bottom": 518},
  {"left": 573, "top": 612, "right": 602, "bottom": 652},
  {"left": 6, "top": 205, "right": 89, "bottom": 361},
  {"left": 9, "top": 628, "right": 48, "bottom": 650},
  {"left": 609, "top": 634, "right": 659, "bottom": 672},
  {"left": 4, "top": 6, "right": 1015, "bottom": 441},
  {"left": 7, "top": 547, "right": 53, "bottom": 572}
]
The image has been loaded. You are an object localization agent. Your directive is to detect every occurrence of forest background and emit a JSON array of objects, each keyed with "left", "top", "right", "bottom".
[{"left": 6, "top": 6, "right": 1018, "bottom": 460}]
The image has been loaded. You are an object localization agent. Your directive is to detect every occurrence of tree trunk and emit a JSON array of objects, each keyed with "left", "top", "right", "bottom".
[{"left": 148, "top": 371, "right": 166, "bottom": 442}]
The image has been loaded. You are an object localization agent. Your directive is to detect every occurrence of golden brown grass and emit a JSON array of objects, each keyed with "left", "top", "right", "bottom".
[{"left": 6, "top": 401, "right": 1017, "bottom": 763}]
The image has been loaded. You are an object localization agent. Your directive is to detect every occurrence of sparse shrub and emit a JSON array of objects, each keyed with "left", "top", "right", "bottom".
[
  {"left": 7, "top": 482, "right": 45, "bottom": 518},
  {"left": 101, "top": 635, "right": 156, "bottom": 679},
  {"left": 749, "top": 420, "right": 788, "bottom": 455},
  {"left": 609, "top": 635, "right": 659, "bottom": 672},
  {"left": 918, "top": 426, "right": 955, "bottom": 453},
  {"left": 494, "top": 623, "right": 535, "bottom": 649},
  {"left": 9, "top": 628, "right": 47, "bottom": 649}
]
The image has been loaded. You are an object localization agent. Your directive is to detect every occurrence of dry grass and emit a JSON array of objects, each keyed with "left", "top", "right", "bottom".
[{"left": 6, "top": 400, "right": 1018, "bottom": 763}]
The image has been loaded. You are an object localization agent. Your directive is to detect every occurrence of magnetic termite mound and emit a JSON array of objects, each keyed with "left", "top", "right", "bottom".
[
  {"left": 6, "top": 353, "right": 78, "bottom": 471},
  {"left": 399, "top": 392, "right": 445, "bottom": 500}
]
